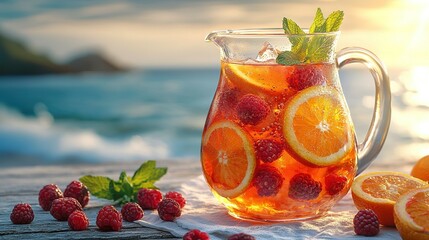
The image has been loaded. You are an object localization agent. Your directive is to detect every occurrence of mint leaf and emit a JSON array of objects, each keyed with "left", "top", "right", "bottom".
[
  {"left": 282, "top": 17, "right": 305, "bottom": 35},
  {"left": 309, "top": 8, "right": 325, "bottom": 33},
  {"left": 80, "top": 160, "right": 168, "bottom": 205},
  {"left": 79, "top": 175, "right": 114, "bottom": 200},
  {"left": 307, "top": 35, "right": 336, "bottom": 62},
  {"left": 276, "top": 51, "right": 301, "bottom": 65},
  {"left": 282, "top": 17, "right": 307, "bottom": 60},
  {"left": 325, "top": 10, "right": 344, "bottom": 32},
  {"left": 132, "top": 160, "right": 167, "bottom": 188},
  {"left": 277, "top": 8, "right": 344, "bottom": 65}
]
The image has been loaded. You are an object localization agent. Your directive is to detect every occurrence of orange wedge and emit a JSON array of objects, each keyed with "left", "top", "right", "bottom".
[
  {"left": 201, "top": 120, "right": 256, "bottom": 198},
  {"left": 283, "top": 86, "right": 353, "bottom": 166},
  {"left": 351, "top": 171, "right": 427, "bottom": 226},
  {"left": 411, "top": 155, "right": 429, "bottom": 182},
  {"left": 223, "top": 61, "right": 291, "bottom": 93},
  {"left": 394, "top": 187, "right": 429, "bottom": 240}
]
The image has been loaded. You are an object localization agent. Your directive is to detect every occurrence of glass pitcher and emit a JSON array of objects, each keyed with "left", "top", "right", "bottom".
[{"left": 201, "top": 28, "right": 391, "bottom": 221}]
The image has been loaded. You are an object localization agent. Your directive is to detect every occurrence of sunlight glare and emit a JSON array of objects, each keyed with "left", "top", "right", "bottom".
[{"left": 401, "top": 67, "right": 429, "bottom": 108}]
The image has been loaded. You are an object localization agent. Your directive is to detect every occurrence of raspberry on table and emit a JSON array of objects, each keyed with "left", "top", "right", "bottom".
[
  {"left": 288, "top": 173, "right": 322, "bottom": 200},
  {"left": 121, "top": 202, "right": 144, "bottom": 222},
  {"left": 38, "top": 184, "right": 63, "bottom": 211},
  {"left": 10, "top": 203, "right": 34, "bottom": 224},
  {"left": 353, "top": 209, "right": 380, "bottom": 236},
  {"left": 236, "top": 94, "right": 270, "bottom": 125},
  {"left": 164, "top": 191, "right": 186, "bottom": 209},
  {"left": 254, "top": 139, "right": 283, "bottom": 163},
  {"left": 64, "top": 180, "right": 90, "bottom": 208},
  {"left": 183, "top": 229, "right": 210, "bottom": 240},
  {"left": 157, "top": 198, "right": 181, "bottom": 222},
  {"left": 227, "top": 233, "right": 256, "bottom": 240},
  {"left": 253, "top": 164, "right": 284, "bottom": 197},
  {"left": 137, "top": 188, "right": 163, "bottom": 210},
  {"left": 68, "top": 210, "right": 89, "bottom": 231},
  {"left": 288, "top": 65, "right": 326, "bottom": 91},
  {"left": 96, "top": 205, "right": 122, "bottom": 231},
  {"left": 325, "top": 174, "right": 347, "bottom": 195},
  {"left": 50, "top": 197, "right": 83, "bottom": 221}
]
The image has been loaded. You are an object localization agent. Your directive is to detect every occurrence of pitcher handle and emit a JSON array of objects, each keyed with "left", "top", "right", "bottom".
[{"left": 336, "top": 47, "right": 391, "bottom": 175}]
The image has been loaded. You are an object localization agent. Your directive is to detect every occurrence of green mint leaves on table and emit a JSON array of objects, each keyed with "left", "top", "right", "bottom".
[
  {"left": 276, "top": 8, "right": 344, "bottom": 65},
  {"left": 79, "top": 160, "right": 167, "bottom": 205}
]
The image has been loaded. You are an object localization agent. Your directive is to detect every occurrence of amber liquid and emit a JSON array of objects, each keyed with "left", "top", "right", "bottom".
[{"left": 201, "top": 61, "right": 357, "bottom": 221}]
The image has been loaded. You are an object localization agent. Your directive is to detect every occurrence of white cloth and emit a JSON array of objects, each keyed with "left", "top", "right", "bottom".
[{"left": 137, "top": 175, "right": 401, "bottom": 240}]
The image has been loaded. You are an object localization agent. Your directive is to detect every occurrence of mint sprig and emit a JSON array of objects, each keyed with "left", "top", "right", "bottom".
[
  {"left": 79, "top": 160, "right": 167, "bottom": 205},
  {"left": 276, "top": 8, "right": 344, "bottom": 65}
]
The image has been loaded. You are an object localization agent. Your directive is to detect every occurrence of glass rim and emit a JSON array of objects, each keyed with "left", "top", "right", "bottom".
[{"left": 206, "top": 28, "right": 340, "bottom": 40}]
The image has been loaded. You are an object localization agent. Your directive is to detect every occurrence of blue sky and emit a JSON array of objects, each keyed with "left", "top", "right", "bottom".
[{"left": 0, "top": 0, "right": 428, "bottom": 68}]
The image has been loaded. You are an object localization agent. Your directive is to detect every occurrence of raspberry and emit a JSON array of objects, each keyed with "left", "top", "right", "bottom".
[
  {"left": 353, "top": 209, "right": 380, "bottom": 236},
  {"left": 137, "top": 188, "right": 163, "bottom": 210},
  {"left": 157, "top": 198, "right": 181, "bottom": 221},
  {"left": 288, "top": 65, "right": 326, "bottom": 91},
  {"left": 10, "top": 203, "right": 34, "bottom": 224},
  {"left": 228, "top": 233, "right": 256, "bottom": 240},
  {"left": 164, "top": 191, "right": 186, "bottom": 208},
  {"left": 96, "top": 205, "right": 122, "bottom": 231},
  {"left": 218, "top": 88, "right": 239, "bottom": 111},
  {"left": 254, "top": 139, "right": 283, "bottom": 163},
  {"left": 64, "top": 180, "right": 90, "bottom": 208},
  {"left": 38, "top": 184, "right": 63, "bottom": 211},
  {"left": 50, "top": 197, "right": 83, "bottom": 221},
  {"left": 325, "top": 174, "right": 347, "bottom": 195},
  {"left": 288, "top": 173, "right": 322, "bottom": 200},
  {"left": 183, "top": 229, "right": 210, "bottom": 240},
  {"left": 68, "top": 210, "right": 89, "bottom": 231},
  {"left": 253, "top": 165, "right": 284, "bottom": 197},
  {"left": 236, "top": 94, "right": 270, "bottom": 125},
  {"left": 121, "top": 202, "right": 144, "bottom": 222}
]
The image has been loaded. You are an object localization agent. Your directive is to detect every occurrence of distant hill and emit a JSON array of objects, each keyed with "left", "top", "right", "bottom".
[{"left": 0, "top": 31, "right": 126, "bottom": 76}]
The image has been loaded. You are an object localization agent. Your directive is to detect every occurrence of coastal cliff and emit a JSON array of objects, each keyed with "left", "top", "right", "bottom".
[{"left": 0, "top": 31, "right": 126, "bottom": 76}]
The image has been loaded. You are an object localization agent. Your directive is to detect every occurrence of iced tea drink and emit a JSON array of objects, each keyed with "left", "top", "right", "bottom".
[{"left": 201, "top": 60, "right": 357, "bottom": 221}]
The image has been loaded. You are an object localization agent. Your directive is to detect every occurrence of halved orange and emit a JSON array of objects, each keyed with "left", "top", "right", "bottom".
[
  {"left": 351, "top": 171, "right": 428, "bottom": 226},
  {"left": 201, "top": 120, "right": 256, "bottom": 198},
  {"left": 283, "top": 86, "right": 353, "bottom": 166},
  {"left": 394, "top": 187, "right": 429, "bottom": 240},
  {"left": 223, "top": 61, "right": 291, "bottom": 93}
]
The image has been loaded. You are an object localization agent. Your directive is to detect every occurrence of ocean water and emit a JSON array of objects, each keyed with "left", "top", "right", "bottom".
[{"left": 1, "top": 67, "right": 429, "bottom": 166}]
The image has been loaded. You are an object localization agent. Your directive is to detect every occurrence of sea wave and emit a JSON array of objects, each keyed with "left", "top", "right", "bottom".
[{"left": 0, "top": 104, "right": 170, "bottom": 162}]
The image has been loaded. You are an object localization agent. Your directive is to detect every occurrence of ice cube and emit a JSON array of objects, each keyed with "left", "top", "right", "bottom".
[{"left": 256, "top": 42, "right": 278, "bottom": 63}]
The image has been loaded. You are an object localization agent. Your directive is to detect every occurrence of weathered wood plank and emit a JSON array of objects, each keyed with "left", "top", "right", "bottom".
[{"left": 0, "top": 160, "right": 201, "bottom": 239}]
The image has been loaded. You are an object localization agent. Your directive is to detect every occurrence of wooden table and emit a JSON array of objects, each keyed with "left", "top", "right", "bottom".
[
  {"left": 0, "top": 160, "right": 201, "bottom": 240},
  {"left": 0, "top": 157, "right": 413, "bottom": 240}
]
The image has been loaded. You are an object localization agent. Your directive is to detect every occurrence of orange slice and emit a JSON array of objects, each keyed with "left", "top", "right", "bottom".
[
  {"left": 394, "top": 187, "right": 429, "bottom": 240},
  {"left": 201, "top": 120, "right": 256, "bottom": 198},
  {"left": 411, "top": 155, "right": 429, "bottom": 182},
  {"left": 283, "top": 86, "right": 353, "bottom": 166},
  {"left": 351, "top": 171, "right": 428, "bottom": 226},
  {"left": 223, "top": 61, "right": 291, "bottom": 93}
]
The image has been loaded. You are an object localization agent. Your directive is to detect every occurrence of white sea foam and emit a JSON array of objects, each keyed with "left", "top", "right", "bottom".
[{"left": 0, "top": 104, "right": 170, "bottom": 162}]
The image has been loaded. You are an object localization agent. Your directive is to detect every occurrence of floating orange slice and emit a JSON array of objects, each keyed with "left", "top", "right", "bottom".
[
  {"left": 201, "top": 120, "right": 256, "bottom": 198},
  {"left": 394, "top": 187, "right": 429, "bottom": 240},
  {"left": 351, "top": 171, "right": 427, "bottom": 226},
  {"left": 283, "top": 86, "right": 353, "bottom": 166},
  {"left": 223, "top": 61, "right": 291, "bottom": 93}
]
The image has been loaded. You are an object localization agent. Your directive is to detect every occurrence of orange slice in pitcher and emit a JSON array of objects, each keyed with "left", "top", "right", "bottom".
[
  {"left": 351, "top": 171, "right": 427, "bottom": 226},
  {"left": 201, "top": 120, "right": 256, "bottom": 198},
  {"left": 283, "top": 86, "right": 353, "bottom": 166},
  {"left": 224, "top": 61, "right": 290, "bottom": 93},
  {"left": 394, "top": 187, "right": 429, "bottom": 240}
]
